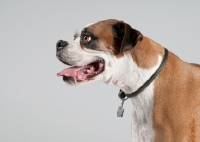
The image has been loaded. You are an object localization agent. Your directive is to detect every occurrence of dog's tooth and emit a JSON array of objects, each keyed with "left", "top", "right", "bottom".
[
  {"left": 87, "top": 69, "right": 91, "bottom": 73},
  {"left": 90, "top": 66, "right": 94, "bottom": 71}
]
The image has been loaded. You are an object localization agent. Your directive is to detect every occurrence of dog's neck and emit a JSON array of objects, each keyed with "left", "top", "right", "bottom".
[{"left": 109, "top": 37, "right": 164, "bottom": 94}]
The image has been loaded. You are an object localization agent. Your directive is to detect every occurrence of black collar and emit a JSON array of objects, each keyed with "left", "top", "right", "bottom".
[{"left": 118, "top": 48, "right": 169, "bottom": 100}]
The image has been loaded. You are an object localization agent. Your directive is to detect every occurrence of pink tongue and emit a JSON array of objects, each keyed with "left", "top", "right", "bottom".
[{"left": 57, "top": 65, "right": 93, "bottom": 81}]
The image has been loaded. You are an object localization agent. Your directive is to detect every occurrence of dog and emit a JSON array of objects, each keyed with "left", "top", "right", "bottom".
[{"left": 56, "top": 19, "right": 200, "bottom": 142}]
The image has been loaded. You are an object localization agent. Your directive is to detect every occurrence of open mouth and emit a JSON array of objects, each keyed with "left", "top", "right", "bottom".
[{"left": 57, "top": 59, "right": 105, "bottom": 83}]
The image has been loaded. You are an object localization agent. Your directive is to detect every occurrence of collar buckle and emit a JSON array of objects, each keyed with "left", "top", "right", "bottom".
[{"left": 118, "top": 90, "right": 128, "bottom": 100}]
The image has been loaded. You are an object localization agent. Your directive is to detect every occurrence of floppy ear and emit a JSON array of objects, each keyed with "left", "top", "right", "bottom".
[{"left": 113, "top": 21, "right": 143, "bottom": 53}]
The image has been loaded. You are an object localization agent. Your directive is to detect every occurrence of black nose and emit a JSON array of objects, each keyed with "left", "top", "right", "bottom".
[{"left": 56, "top": 40, "right": 68, "bottom": 51}]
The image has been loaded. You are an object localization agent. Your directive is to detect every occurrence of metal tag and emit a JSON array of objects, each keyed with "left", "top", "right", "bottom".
[
  {"left": 117, "top": 91, "right": 127, "bottom": 118},
  {"left": 117, "top": 106, "right": 124, "bottom": 117}
]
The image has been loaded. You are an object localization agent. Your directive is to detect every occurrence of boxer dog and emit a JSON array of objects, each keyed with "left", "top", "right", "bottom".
[{"left": 56, "top": 19, "right": 200, "bottom": 142}]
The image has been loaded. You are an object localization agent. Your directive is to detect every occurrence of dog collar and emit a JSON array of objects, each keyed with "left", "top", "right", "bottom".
[{"left": 117, "top": 48, "right": 169, "bottom": 117}]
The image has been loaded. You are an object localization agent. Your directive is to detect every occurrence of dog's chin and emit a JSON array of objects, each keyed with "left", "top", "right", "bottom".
[{"left": 57, "top": 58, "right": 105, "bottom": 85}]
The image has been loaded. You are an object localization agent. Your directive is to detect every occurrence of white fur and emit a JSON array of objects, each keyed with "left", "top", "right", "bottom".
[
  {"left": 61, "top": 28, "right": 163, "bottom": 142},
  {"left": 106, "top": 54, "right": 162, "bottom": 142}
]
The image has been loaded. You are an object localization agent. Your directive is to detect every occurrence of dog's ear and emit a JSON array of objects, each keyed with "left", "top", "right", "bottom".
[{"left": 113, "top": 21, "right": 143, "bottom": 53}]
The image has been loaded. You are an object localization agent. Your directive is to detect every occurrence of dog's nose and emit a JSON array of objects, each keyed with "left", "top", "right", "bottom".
[{"left": 56, "top": 40, "right": 68, "bottom": 51}]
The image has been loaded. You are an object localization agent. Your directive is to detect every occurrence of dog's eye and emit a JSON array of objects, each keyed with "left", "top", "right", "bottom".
[{"left": 82, "top": 35, "right": 91, "bottom": 42}]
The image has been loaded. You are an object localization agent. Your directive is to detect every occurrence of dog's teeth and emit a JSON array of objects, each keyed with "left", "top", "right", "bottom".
[
  {"left": 87, "top": 69, "right": 91, "bottom": 73},
  {"left": 90, "top": 66, "right": 94, "bottom": 71}
]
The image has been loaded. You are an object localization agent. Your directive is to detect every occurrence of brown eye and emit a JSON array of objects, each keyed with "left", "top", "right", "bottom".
[{"left": 82, "top": 35, "right": 91, "bottom": 42}]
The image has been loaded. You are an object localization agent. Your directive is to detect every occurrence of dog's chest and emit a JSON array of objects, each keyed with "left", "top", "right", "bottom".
[
  {"left": 110, "top": 52, "right": 162, "bottom": 141},
  {"left": 130, "top": 83, "right": 155, "bottom": 142}
]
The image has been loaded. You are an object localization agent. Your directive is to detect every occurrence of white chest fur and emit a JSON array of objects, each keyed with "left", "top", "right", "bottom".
[
  {"left": 130, "top": 83, "right": 155, "bottom": 142},
  {"left": 108, "top": 54, "right": 162, "bottom": 142}
]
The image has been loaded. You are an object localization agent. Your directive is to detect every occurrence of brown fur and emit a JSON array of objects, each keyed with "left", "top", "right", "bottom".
[
  {"left": 152, "top": 45, "right": 200, "bottom": 142},
  {"left": 128, "top": 36, "right": 164, "bottom": 69}
]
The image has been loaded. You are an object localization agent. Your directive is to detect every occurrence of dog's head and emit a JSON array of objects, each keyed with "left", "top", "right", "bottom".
[{"left": 56, "top": 19, "right": 143, "bottom": 85}]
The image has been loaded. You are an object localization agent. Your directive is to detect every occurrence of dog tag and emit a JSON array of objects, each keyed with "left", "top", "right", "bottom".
[
  {"left": 117, "top": 106, "right": 124, "bottom": 117},
  {"left": 117, "top": 99, "right": 125, "bottom": 117}
]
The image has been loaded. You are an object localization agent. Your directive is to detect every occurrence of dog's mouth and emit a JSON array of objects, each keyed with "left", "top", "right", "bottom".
[{"left": 57, "top": 59, "right": 105, "bottom": 83}]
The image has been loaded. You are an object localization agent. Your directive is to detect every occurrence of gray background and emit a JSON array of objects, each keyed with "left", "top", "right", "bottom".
[{"left": 1, "top": 0, "right": 200, "bottom": 142}]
